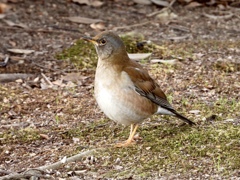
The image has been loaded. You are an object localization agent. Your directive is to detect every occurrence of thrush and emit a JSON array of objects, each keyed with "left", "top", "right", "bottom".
[{"left": 83, "top": 31, "right": 195, "bottom": 147}]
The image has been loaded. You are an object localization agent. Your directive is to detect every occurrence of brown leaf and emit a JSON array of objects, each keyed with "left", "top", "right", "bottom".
[
  {"left": 90, "top": 22, "right": 106, "bottom": 30},
  {"left": 67, "top": 16, "right": 103, "bottom": 24},
  {"left": 133, "top": 0, "right": 152, "bottom": 5},
  {"left": 185, "top": 2, "right": 203, "bottom": 8},
  {"left": 72, "top": 0, "right": 104, "bottom": 7},
  {"left": 151, "top": 0, "right": 169, "bottom": 7},
  {"left": 39, "top": 134, "right": 50, "bottom": 140}
]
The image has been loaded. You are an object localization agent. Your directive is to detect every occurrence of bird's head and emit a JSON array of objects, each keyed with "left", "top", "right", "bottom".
[{"left": 83, "top": 31, "right": 128, "bottom": 63}]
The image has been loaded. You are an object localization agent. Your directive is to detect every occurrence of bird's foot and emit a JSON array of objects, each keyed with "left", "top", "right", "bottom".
[{"left": 114, "top": 139, "right": 136, "bottom": 148}]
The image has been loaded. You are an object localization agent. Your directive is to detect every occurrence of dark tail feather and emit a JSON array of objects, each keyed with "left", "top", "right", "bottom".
[{"left": 173, "top": 111, "right": 196, "bottom": 125}]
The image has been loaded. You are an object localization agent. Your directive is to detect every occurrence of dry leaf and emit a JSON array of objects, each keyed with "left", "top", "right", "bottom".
[
  {"left": 3, "top": 20, "right": 28, "bottom": 29},
  {"left": 7, "top": 49, "right": 34, "bottom": 54},
  {"left": 150, "top": 59, "right": 176, "bottom": 64},
  {"left": 189, "top": 110, "right": 200, "bottom": 114},
  {"left": 90, "top": 0, "right": 104, "bottom": 7},
  {"left": 151, "top": 0, "right": 169, "bottom": 7},
  {"left": 67, "top": 16, "right": 103, "bottom": 24},
  {"left": 133, "top": 0, "right": 152, "bottom": 5},
  {"left": 90, "top": 22, "right": 106, "bottom": 30},
  {"left": 72, "top": 0, "right": 104, "bottom": 7},
  {"left": 39, "top": 134, "right": 50, "bottom": 140},
  {"left": 128, "top": 53, "right": 152, "bottom": 60},
  {"left": 185, "top": 1, "right": 203, "bottom": 8}
]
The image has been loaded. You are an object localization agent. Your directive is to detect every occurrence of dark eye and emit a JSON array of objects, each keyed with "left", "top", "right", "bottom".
[{"left": 99, "top": 38, "right": 106, "bottom": 46}]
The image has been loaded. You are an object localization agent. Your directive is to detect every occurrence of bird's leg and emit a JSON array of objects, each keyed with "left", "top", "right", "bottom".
[{"left": 115, "top": 124, "right": 139, "bottom": 147}]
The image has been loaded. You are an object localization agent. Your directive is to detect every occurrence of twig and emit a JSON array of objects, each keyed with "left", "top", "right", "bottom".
[
  {"left": 203, "top": 12, "right": 234, "bottom": 20},
  {"left": 0, "top": 149, "right": 97, "bottom": 180},
  {"left": 38, "top": 149, "right": 96, "bottom": 170},
  {"left": 41, "top": 73, "right": 53, "bottom": 86},
  {"left": 0, "top": 73, "right": 34, "bottom": 83}
]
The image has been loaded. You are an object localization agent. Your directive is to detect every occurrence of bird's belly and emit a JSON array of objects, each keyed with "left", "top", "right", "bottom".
[{"left": 95, "top": 85, "right": 153, "bottom": 126}]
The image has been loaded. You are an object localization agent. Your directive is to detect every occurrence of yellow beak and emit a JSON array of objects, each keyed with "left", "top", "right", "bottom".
[{"left": 82, "top": 36, "right": 98, "bottom": 45}]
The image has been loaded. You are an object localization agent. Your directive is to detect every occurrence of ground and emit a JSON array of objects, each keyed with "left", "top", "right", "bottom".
[{"left": 0, "top": 0, "right": 240, "bottom": 179}]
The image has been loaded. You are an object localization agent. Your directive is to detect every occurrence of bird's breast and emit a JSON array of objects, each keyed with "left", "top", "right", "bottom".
[{"left": 94, "top": 67, "right": 157, "bottom": 125}]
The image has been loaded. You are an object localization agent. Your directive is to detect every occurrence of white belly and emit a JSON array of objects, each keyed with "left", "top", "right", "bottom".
[{"left": 95, "top": 84, "right": 147, "bottom": 125}]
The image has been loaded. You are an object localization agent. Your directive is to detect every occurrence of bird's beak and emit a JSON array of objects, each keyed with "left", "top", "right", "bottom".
[{"left": 82, "top": 36, "right": 98, "bottom": 45}]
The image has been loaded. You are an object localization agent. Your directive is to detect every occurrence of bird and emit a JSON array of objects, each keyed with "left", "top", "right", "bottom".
[{"left": 83, "top": 31, "right": 195, "bottom": 147}]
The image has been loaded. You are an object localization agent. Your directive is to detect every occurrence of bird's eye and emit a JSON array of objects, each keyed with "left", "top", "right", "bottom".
[{"left": 99, "top": 39, "right": 106, "bottom": 46}]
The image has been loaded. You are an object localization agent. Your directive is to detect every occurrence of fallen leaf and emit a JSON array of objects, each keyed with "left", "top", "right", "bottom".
[
  {"left": 189, "top": 110, "right": 201, "bottom": 114},
  {"left": 133, "top": 0, "right": 152, "bottom": 5},
  {"left": 185, "top": 1, "right": 203, "bottom": 8},
  {"left": 128, "top": 53, "right": 152, "bottom": 60},
  {"left": 67, "top": 16, "right": 103, "bottom": 24},
  {"left": 7, "top": 49, "right": 35, "bottom": 54},
  {"left": 150, "top": 59, "right": 176, "bottom": 64},
  {"left": 90, "top": 22, "right": 106, "bottom": 30},
  {"left": 151, "top": 0, "right": 169, "bottom": 7},
  {"left": 3, "top": 20, "right": 28, "bottom": 29},
  {"left": 39, "top": 134, "right": 50, "bottom": 140},
  {"left": 72, "top": 0, "right": 104, "bottom": 7},
  {"left": 90, "top": 0, "right": 104, "bottom": 7}
]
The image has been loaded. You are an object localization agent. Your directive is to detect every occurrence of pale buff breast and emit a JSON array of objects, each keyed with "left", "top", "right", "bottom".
[{"left": 94, "top": 68, "right": 158, "bottom": 126}]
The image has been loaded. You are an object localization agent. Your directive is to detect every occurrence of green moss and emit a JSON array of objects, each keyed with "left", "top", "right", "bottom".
[
  {"left": 1, "top": 128, "right": 41, "bottom": 144},
  {"left": 120, "top": 34, "right": 158, "bottom": 54},
  {"left": 55, "top": 40, "right": 97, "bottom": 69},
  {"left": 55, "top": 34, "right": 164, "bottom": 69}
]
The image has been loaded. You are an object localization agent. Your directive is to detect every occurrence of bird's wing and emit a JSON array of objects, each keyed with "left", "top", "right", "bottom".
[
  {"left": 123, "top": 61, "right": 195, "bottom": 125},
  {"left": 123, "top": 63, "right": 175, "bottom": 112}
]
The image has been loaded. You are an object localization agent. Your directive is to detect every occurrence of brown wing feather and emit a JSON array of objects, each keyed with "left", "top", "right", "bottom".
[
  {"left": 123, "top": 60, "right": 195, "bottom": 125},
  {"left": 123, "top": 60, "right": 174, "bottom": 111}
]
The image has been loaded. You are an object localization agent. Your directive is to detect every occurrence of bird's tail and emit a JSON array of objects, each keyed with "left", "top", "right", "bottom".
[{"left": 173, "top": 111, "right": 196, "bottom": 125}]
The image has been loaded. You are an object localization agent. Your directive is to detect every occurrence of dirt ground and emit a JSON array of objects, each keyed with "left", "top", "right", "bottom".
[{"left": 0, "top": 0, "right": 240, "bottom": 179}]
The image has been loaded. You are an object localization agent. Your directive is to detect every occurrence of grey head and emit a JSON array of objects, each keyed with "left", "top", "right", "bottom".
[{"left": 83, "top": 31, "right": 128, "bottom": 62}]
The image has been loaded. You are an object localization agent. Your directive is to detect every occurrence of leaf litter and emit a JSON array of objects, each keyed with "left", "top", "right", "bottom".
[{"left": 0, "top": 0, "right": 240, "bottom": 179}]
